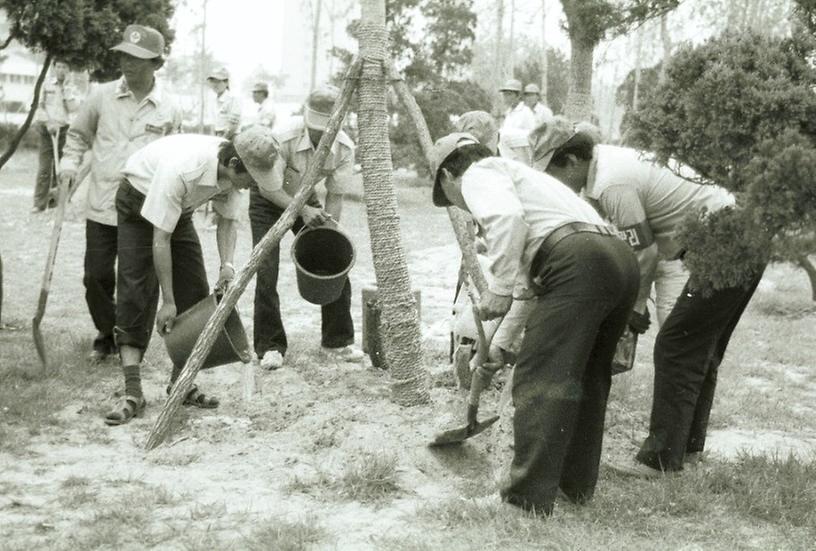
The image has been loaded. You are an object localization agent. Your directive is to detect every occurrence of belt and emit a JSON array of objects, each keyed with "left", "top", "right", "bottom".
[{"left": 531, "top": 221, "right": 622, "bottom": 276}]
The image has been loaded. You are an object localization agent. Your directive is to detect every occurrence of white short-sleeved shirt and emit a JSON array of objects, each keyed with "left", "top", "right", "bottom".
[
  {"left": 498, "top": 102, "right": 537, "bottom": 163},
  {"left": 586, "top": 145, "right": 735, "bottom": 259},
  {"left": 462, "top": 157, "right": 605, "bottom": 297},
  {"left": 121, "top": 134, "right": 243, "bottom": 233}
]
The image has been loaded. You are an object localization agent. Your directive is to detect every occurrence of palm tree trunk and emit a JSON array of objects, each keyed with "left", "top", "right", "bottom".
[
  {"left": 540, "top": 0, "right": 549, "bottom": 104},
  {"left": 357, "top": 0, "right": 428, "bottom": 405},
  {"left": 564, "top": 33, "right": 595, "bottom": 122}
]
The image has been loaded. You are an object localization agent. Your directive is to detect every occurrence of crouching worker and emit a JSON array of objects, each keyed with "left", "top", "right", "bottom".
[
  {"left": 105, "top": 127, "right": 277, "bottom": 425},
  {"left": 430, "top": 133, "right": 640, "bottom": 515}
]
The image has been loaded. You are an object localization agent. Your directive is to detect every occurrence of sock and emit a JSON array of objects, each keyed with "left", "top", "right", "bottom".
[{"left": 122, "top": 364, "right": 143, "bottom": 398}]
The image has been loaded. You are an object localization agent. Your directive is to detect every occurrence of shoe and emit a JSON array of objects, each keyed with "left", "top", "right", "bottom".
[
  {"left": 605, "top": 459, "right": 665, "bottom": 479},
  {"left": 684, "top": 451, "right": 704, "bottom": 466},
  {"left": 259, "top": 350, "right": 284, "bottom": 370},
  {"left": 88, "top": 349, "right": 111, "bottom": 364},
  {"left": 321, "top": 345, "right": 365, "bottom": 363},
  {"left": 30, "top": 206, "right": 45, "bottom": 214}
]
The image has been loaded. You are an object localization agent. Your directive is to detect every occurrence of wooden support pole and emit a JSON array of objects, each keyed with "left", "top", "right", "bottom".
[
  {"left": 145, "top": 60, "right": 362, "bottom": 450},
  {"left": 388, "top": 70, "right": 488, "bottom": 296}
]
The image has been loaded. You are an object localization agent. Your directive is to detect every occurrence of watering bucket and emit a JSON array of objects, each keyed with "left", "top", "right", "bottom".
[
  {"left": 164, "top": 294, "right": 251, "bottom": 369},
  {"left": 291, "top": 222, "right": 356, "bottom": 305}
]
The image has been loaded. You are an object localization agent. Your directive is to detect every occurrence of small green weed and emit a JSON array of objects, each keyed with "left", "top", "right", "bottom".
[{"left": 242, "top": 516, "right": 327, "bottom": 551}]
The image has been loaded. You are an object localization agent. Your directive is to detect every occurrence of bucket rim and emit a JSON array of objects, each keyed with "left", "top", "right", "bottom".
[{"left": 290, "top": 224, "right": 356, "bottom": 280}]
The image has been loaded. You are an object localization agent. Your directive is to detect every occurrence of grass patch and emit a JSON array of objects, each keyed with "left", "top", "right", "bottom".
[
  {"left": 285, "top": 450, "right": 401, "bottom": 503},
  {"left": 60, "top": 475, "right": 91, "bottom": 489},
  {"left": 242, "top": 516, "right": 327, "bottom": 551}
]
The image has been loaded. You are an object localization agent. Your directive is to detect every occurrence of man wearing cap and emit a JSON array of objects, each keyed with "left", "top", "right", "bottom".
[
  {"left": 522, "top": 84, "right": 554, "bottom": 126},
  {"left": 32, "top": 59, "right": 79, "bottom": 213},
  {"left": 430, "top": 132, "right": 639, "bottom": 515},
  {"left": 497, "top": 79, "right": 536, "bottom": 164},
  {"left": 243, "top": 82, "right": 276, "bottom": 130},
  {"left": 59, "top": 24, "right": 183, "bottom": 363},
  {"left": 207, "top": 67, "right": 242, "bottom": 140},
  {"left": 249, "top": 84, "right": 362, "bottom": 370},
  {"left": 531, "top": 116, "right": 765, "bottom": 477},
  {"left": 105, "top": 127, "right": 276, "bottom": 425}
]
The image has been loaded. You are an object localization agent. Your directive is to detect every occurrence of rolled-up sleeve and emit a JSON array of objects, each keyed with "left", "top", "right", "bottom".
[
  {"left": 324, "top": 145, "right": 354, "bottom": 194},
  {"left": 462, "top": 165, "right": 528, "bottom": 296}
]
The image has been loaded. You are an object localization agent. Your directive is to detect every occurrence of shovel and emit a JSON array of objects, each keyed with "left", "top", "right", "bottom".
[
  {"left": 430, "top": 290, "right": 501, "bottom": 447},
  {"left": 32, "top": 132, "right": 69, "bottom": 371}
]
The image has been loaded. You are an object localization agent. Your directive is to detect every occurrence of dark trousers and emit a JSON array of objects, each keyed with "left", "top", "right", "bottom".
[
  {"left": 636, "top": 268, "right": 765, "bottom": 471},
  {"left": 500, "top": 233, "right": 639, "bottom": 515},
  {"left": 115, "top": 181, "right": 210, "bottom": 355},
  {"left": 248, "top": 188, "right": 354, "bottom": 356},
  {"left": 33, "top": 123, "right": 67, "bottom": 209},
  {"left": 84, "top": 220, "right": 117, "bottom": 352}
]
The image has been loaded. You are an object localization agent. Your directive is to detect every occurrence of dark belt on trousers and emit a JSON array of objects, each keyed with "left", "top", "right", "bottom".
[{"left": 531, "top": 221, "right": 622, "bottom": 278}]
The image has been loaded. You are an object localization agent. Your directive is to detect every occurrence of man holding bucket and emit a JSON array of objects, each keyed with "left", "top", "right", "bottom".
[
  {"left": 249, "top": 84, "right": 363, "bottom": 371},
  {"left": 105, "top": 126, "right": 277, "bottom": 425}
]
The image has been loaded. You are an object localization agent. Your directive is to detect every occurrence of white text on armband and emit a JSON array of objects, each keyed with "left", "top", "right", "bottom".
[{"left": 617, "top": 221, "right": 654, "bottom": 250}]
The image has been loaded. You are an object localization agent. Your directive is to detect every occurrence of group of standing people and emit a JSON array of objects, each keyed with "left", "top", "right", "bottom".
[
  {"left": 39, "top": 24, "right": 363, "bottom": 425},
  {"left": 435, "top": 79, "right": 763, "bottom": 514}
]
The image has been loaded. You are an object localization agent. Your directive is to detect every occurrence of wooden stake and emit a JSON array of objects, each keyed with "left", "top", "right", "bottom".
[{"left": 145, "top": 60, "right": 362, "bottom": 450}]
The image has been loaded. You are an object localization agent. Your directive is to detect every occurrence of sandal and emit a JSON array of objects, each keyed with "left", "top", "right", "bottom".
[
  {"left": 166, "top": 384, "right": 219, "bottom": 409},
  {"left": 104, "top": 395, "right": 146, "bottom": 426}
]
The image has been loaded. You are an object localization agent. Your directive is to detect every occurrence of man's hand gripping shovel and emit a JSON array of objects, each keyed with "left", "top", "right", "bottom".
[
  {"left": 429, "top": 286, "right": 501, "bottom": 446},
  {"left": 32, "top": 131, "right": 70, "bottom": 371}
]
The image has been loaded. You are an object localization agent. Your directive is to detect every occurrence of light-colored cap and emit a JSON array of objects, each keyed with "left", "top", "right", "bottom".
[
  {"left": 208, "top": 66, "right": 230, "bottom": 81},
  {"left": 523, "top": 83, "right": 541, "bottom": 95},
  {"left": 252, "top": 81, "right": 269, "bottom": 93},
  {"left": 498, "top": 78, "right": 523, "bottom": 93},
  {"left": 430, "top": 132, "right": 479, "bottom": 207},
  {"left": 234, "top": 125, "right": 278, "bottom": 190},
  {"left": 304, "top": 84, "right": 341, "bottom": 131},
  {"left": 529, "top": 116, "right": 578, "bottom": 168},
  {"left": 455, "top": 111, "right": 498, "bottom": 152},
  {"left": 110, "top": 25, "right": 165, "bottom": 60}
]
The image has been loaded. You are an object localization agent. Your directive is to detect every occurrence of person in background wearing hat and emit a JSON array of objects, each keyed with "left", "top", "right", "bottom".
[
  {"left": 59, "top": 24, "right": 182, "bottom": 363},
  {"left": 497, "top": 78, "right": 536, "bottom": 165},
  {"left": 104, "top": 127, "right": 276, "bottom": 425},
  {"left": 207, "top": 67, "right": 242, "bottom": 140},
  {"left": 32, "top": 59, "right": 79, "bottom": 213},
  {"left": 455, "top": 111, "right": 499, "bottom": 154},
  {"left": 249, "top": 84, "right": 363, "bottom": 371},
  {"left": 530, "top": 116, "right": 764, "bottom": 477},
  {"left": 522, "top": 83, "right": 554, "bottom": 127},
  {"left": 431, "top": 132, "right": 639, "bottom": 515},
  {"left": 243, "top": 81, "right": 276, "bottom": 130}
]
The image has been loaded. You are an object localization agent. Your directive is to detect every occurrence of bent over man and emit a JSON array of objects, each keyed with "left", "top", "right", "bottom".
[
  {"left": 106, "top": 127, "right": 277, "bottom": 425},
  {"left": 249, "top": 84, "right": 363, "bottom": 371},
  {"left": 431, "top": 133, "right": 639, "bottom": 515},
  {"left": 532, "top": 116, "right": 765, "bottom": 476},
  {"left": 59, "top": 25, "right": 182, "bottom": 362}
]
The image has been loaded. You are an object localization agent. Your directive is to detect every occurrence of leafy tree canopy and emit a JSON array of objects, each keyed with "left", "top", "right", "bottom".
[{"left": 628, "top": 30, "right": 816, "bottom": 294}]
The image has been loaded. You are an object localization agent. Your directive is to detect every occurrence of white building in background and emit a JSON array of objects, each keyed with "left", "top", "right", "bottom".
[{"left": 0, "top": 40, "right": 43, "bottom": 125}]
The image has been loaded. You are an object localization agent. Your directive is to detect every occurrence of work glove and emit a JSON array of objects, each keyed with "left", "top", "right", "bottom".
[{"left": 628, "top": 308, "right": 651, "bottom": 335}]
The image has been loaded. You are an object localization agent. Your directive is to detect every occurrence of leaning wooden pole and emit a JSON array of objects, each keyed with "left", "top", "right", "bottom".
[
  {"left": 357, "top": 0, "right": 428, "bottom": 405},
  {"left": 145, "top": 60, "right": 361, "bottom": 450},
  {"left": 389, "top": 70, "right": 488, "bottom": 296}
]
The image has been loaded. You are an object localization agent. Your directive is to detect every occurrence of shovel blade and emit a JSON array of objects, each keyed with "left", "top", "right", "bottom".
[{"left": 428, "top": 415, "right": 500, "bottom": 447}]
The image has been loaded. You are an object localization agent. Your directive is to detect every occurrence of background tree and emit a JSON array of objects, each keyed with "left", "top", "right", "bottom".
[
  {"left": 627, "top": 29, "right": 816, "bottom": 298},
  {"left": 558, "top": 0, "right": 680, "bottom": 121},
  {"left": 0, "top": 0, "right": 175, "bottom": 171},
  {"left": 512, "top": 41, "right": 570, "bottom": 115}
]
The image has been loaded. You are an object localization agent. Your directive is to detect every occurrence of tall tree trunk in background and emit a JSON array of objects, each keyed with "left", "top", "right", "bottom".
[
  {"left": 495, "top": 0, "right": 505, "bottom": 84},
  {"left": 357, "top": 0, "right": 428, "bottom": 405},
  {"left": 540, "top": 0, "right": 548, "bottom": 104},
  {"left": 508, "top": 0, "right": 516, "bottom": 75},
  {"left": 308, "top": 0, "right": 323, "bottom": 92},
  {"left": 564, "top": 33, "right": 595, "bottom": 121},
  {"left": 659, "top": 13, "right": 672, "bottom": 84},
  {"left": 632, "top": 26, "right": 643, "bottom": 112}
]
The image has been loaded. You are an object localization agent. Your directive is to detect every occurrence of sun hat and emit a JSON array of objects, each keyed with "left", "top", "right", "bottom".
[
  {"left": 234, "top": 126, "right": 278, "bottom": 190},
  {"left": 430, "top": 132, "right": 480, "bottom": 207}
]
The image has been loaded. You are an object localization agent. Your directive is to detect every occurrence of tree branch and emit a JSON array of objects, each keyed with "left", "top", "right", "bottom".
[
  {"left": 0, "top": 53, "right": 51, "bottom": 171},
  {"left": 0, "top": 34, "right": 14, "bottom": 51}
]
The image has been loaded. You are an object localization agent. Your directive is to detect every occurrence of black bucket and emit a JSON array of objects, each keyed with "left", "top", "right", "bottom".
[
  {"left": 291, "top": 224, "right": 356, "bottom": 305},
  {"left": 164, "top": 294, "right": 251, "bottom": 369}
]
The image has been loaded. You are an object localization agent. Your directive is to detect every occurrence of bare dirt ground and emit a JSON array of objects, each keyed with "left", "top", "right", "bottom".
[{"left": 1, "top": 150, "right": 815, "bottom": 550}]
